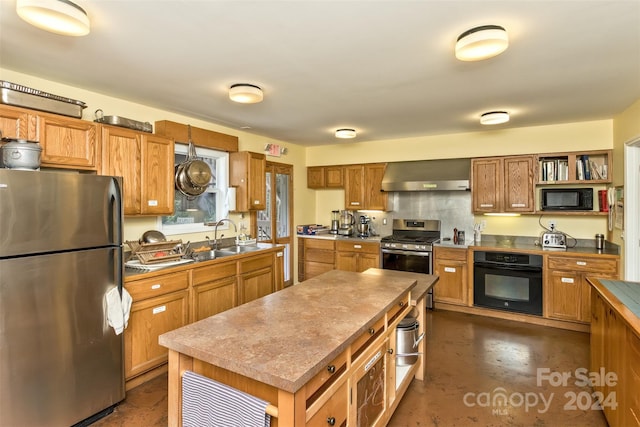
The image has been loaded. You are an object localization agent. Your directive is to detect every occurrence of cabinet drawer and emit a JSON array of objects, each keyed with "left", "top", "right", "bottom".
[
  {"left": 351, "top": 316, "right": 385, "bottom": 362},
  {"left": 305, "top": 248, "right": 335, "bottom": 264},
  {"left": 435, "top": 246, "right": 467, "bottom": 261},
  {"left": 304, "top": 262, "right": 335, "bottom": 280},
  {"left": 386, "top": 294, "right": 410, "bottom": 326},
  {"left": 126, "top": 271, "right": 189, "bottom": 301},
  {"left": 305, "top": 349, "right": 348, "bottom": 408},
  {"left": 306, "top": 381, "right": 348, "bottom": 427},
  {"left": 335, "top": 240, "right": 379, "bottom": 254},
  {"left": 239, "top": 253, "right": 272, "bottom": 273},
  {"left": 548, "top": 256, "right": 618, "bottom": 274},
  {"left": 305, "top": 239, "right": 336, "bottom": 251},
  {"left": 192, "top": 260, "right": 236, "bottom": 285}
]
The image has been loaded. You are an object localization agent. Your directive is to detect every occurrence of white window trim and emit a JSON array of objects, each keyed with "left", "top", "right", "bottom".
[{"left": 158, "top": 144, "right": 230, "bottom": 236}]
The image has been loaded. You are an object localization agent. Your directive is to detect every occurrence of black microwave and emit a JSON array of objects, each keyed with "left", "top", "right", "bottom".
[{"left": 541, "top": 188, "right": 593, "bottom": 211}]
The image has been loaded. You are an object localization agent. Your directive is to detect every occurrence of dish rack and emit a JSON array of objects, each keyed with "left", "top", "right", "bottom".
[
  {"left": 126, "top": 240, "right": 185, "bottom": 264},
  {"left": 235, "top": 238, "right": 257, "bottom": 246}
]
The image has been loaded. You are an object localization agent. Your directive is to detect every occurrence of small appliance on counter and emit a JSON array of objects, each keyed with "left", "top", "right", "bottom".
[
  {"left": 541, "top": 227, "right": 567, "bottom": 250},
  {"left": 330, "top": 210, "right": 340, "bottom": 234},
  {"left": 338, "top": 210, "right": 355, "bottom": 236},
  {"left": 357, "top": 215, "right": 371, "bottom": 238}
]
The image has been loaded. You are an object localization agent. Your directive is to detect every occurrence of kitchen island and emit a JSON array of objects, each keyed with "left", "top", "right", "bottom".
[{"left": 159, "top": 268, "right": 438, "bottom": 426}]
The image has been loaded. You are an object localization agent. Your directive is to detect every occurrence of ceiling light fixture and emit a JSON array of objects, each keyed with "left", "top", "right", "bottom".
[
  {"left": 229, "top": 84, "right": 263, "bottom": 104},
  {"left": 480, "top": 111, "right": 510, "bottom": 125},
  {"left": 455, "top": 25, "right": 508, "bottom": 61},
  {"left": 335, "top": 128, "right": 356, "bottom": 139},
  {"left": 16, "top": 0, "right": 90, "bottom": 36}
]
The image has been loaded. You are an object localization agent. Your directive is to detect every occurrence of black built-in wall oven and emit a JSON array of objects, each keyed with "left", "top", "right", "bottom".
[{"left": 473, "top": 251, "right": 543, "bottom": 316}]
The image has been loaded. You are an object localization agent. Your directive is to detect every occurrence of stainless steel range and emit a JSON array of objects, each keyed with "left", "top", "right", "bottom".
[{"left": 381, "top": 219, "right": 441, "bottom": 309}]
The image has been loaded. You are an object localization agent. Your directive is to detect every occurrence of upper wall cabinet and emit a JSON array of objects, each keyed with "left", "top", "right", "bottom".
[
  {"left": 0, "top": 104, "right": 99, "bottom": 171},
  {"left": 307, "top": 165, "right": 344, "bottom": 189},
  {"left": 100, "top": 125, "right": 174, "bottom": 216},
  {"left": 230, "top": 151, "right": 266, "bottom": 211},
  {"left": 344, "top": 163, "right": 389, "bottom": 211},
  {"left": 471, "top": 155, "right": 535, "bottom": 214}
]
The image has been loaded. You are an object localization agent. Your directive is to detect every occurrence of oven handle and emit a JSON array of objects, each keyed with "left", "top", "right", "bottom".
[
  {"left": 381, "top": 249, "right": 432, "bottom": 257},
  {"left": 474, "top": 261, "right": 542, "bottom": 272}
]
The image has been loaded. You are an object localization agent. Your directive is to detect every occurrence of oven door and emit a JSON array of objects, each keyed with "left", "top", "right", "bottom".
[
  {"left": 381, "top": 249, "right": 431, "bottom": 274},
  {"left": 473, "top": 262, "right": 543, "bottom": 316}
]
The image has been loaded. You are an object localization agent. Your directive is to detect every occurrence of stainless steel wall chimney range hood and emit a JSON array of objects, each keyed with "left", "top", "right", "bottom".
[{"left": 381, "top": 158, "right": 471, "bottom": 191}]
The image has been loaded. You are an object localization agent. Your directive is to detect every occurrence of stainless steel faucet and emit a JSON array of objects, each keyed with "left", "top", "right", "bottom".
[{"left": 212, "top": 218, "right": 237, "bottom": 249}]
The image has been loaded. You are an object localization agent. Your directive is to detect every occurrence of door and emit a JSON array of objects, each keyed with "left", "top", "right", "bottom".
[{"left": 253, "top": 161, "right": 293, "bottom": 286}]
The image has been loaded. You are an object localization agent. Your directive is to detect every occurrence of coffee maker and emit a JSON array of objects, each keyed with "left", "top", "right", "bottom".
[
  {"left": 338, "top": 210, "right": 355, "bottom": 236},
  {"left": 329, "top": 210, "right": 340, "bottom": 234}
]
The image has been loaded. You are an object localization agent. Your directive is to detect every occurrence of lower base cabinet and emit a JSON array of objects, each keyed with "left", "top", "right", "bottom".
[
  {"left": 125, "top": 290, "right": 189, "bottom": 379},
  {"left": 590, "top": 289, "right": 639, "bottom": 427},
  {"left": 335, "top": 240, "right": 380, "bottom": 273},
  {"left": 433, "top": 246, "right": 468, "bottom": 306},
  {"left": 192, "top": 260, "right": 237, "bottom": 322}
]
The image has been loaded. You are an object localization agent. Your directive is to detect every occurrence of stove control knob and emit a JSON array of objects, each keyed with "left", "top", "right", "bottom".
[
  {"left": 402, "top": 244, "right": 408, "bottom": 249},
  {"left": 544, "top": 239, "right": 549, "bottom": 245}
]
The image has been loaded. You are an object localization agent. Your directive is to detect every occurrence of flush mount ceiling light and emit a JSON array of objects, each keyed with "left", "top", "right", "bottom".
[
  {"left": 455, "top": 25, "right": 508, "bottom": 61},
  {"left": 16, "top": 0, "right": 90, "bottom": 36},
  {"left": 335, "top": 128, "right": 356, "bottom": 139},
  {"left": 480, "top": 111, "right": 510, "bottom": 125},
  {"left": 229, "top": 84, "right": 263, "bottom": 104}
]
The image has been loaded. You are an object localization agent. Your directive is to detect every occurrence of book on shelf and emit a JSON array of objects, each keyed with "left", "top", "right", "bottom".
[{"left": 581, "top": 155, "right": 591, "bottom": 180}]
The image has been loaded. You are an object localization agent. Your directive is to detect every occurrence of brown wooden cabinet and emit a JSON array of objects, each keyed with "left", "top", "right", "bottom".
[
  {"left": 307, "top": 165, "right": 344, "bottom": 189},
  {"left": 537, "top": 150, "right": 612, "bottom": 184},
  {"left": 546, "top": 255, "right": 618, "bottom": 323},
  {"left": 0, "top": 104, "right": 99, "bottom": 170},
  {"left": 124, "top": 271, "right": 190, "bottom": 380},
  {"left": 471, "top": 155, "right": 535, "bottom": 214},
  {"left": 590, "top": 291, "right": 630, "bottom": 426},
  {"left": 335, "top": 240, "right": 380, "bottom": 273},
  {"left": 238, "top": 253, "right": 274, "bottom": 304},
  {"left": 191, "top": 260, "right": 237, "bottom": 322},
  {"left": 230, "top": 151, "right": 266, "bottom": 211},
  {"left": 433, "top": 246, "right": 468, "bottom": 306},
  {"left": 298, "top": 238, "right": 336, "bottom": 282},
  {"left": 101, "top": 125, "right": 174, "bottom": 215},
  {"left": 344, "top": 163, "right": 388, "bottom": 210}
]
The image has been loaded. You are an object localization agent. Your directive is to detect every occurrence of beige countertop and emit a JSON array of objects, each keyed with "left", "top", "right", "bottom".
[
  {"left": 159, "top": 268, "right": 436, "bottom": 393},
  {"left": 297, "top": 233, "right": 382, "bottom": 242}
]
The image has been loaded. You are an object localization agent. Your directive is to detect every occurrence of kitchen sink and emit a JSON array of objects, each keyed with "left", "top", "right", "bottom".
[
  {"left": 191, "top": 245, "right": 263, "bottom": 261},
  {"left": 216, "top": 245, "right": 263, "bottom": 255}
]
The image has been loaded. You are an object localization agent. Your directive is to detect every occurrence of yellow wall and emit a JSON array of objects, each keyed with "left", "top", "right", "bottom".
[
  {"left": 611, "top": 98, "right": 640, "bottom": 275},
  {"left": 308, "top": 120, "right": 614, "bottom": 238},
  {"left": 0, "top": 69, "right": 317, "bottom": 248}
]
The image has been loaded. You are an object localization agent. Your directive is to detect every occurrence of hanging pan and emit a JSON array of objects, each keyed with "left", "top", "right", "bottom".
[{"left": 174, "top": 125, "right": 212, "bottom": 198}]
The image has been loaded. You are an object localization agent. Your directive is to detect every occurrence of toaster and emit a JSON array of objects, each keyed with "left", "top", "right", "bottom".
[{"left": 542, "top": 232, "right": 566, "bottom": 249}]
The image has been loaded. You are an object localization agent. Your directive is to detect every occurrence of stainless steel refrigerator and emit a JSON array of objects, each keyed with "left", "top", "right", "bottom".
[{"left": 0, "top": 170, "right": 125, "bottom": 426}]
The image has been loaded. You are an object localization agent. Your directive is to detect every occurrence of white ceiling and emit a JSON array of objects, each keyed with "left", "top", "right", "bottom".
[{"left": 1, "top": 1, "right": 639, "bottom": 147}]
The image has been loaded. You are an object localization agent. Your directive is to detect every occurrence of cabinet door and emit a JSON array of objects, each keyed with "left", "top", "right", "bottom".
[
  {"left": 37, "top": 113, "right": 99, "bottom": 170},
  {"left": 325, "top": 166, "right": 344, "bottom": 188},
  {"left": 124, "top": 290, "right": 189, "bottom": 379},
  {"left": 248, "top": 152, "right": 266, "bottom": 210},
  {"left": 433, "top": 258, "right": 468, "bottom": 305},
  {"left": 192, "top": 276, "right": 237, "bottom": 321},
  {"left": 306, "top": 381, "right": 348, "bottom": 427},
  {"left": 239, "top": 267, "right": 273, "bottom": 304},
  {"left": 140, "top": 134, "right": 174, "bottom": 215},
  {"left": 503, "top": 156, "right": 535, "bottom": 212},
  {"left": 0, "top": 105, "right": 32, "bottom": 139},
  {"left": 590, "top": 293, "right": 606, "bottom": 394},
  {"left": 628, "top": 330, "right": 640, "bottom": 426},
  {"left": 358, "top": 253, "right": 380, "bottom": 272},
  {"left": 364, "top": 163, "right": 388, "bottom": 211},
  {"left": 274, "top": 249, "right": 285, "bottom": 291},
  {"left": 101, "top": 126, "right": 142, "bottom": 215},
  {"left": 547, "top": 270, "right": 581, "bottom": 320},
  {"left": 471, "top": 158, "right": 502, "bottom": 213},
  {"left": 336, "top": 251, "right": 358, "bottom": 272},
  {"left": 344, "top": 165, "right": 365, "bottom": 209},
  {"left": 307, "top": 166, "right": 325, "bottom": 188}
]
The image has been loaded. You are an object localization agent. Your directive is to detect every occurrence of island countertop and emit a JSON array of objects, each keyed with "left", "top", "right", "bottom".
[{"left": 159, "top": 268, "right": 436, "bottom": 393}]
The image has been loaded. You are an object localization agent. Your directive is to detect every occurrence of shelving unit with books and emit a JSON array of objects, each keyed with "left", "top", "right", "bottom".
[{"left": 537, "top": 150, "right": 612, "bottom": 185}]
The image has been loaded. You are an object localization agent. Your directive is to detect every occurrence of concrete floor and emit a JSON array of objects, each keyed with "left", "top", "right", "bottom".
[{"left": 93, "top": 310, "right": 608, "bottom": 427}]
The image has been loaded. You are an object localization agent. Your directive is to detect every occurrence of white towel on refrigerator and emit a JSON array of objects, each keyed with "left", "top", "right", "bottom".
[{"left": 105, "top": 287, "right": 133, "bottom": 335}]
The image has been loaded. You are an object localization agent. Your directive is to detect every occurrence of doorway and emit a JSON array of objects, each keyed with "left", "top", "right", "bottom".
[
  {"left": 624, "top": 137, "right": 640, "bottom": 280},
  {"left": 252, "top": 161, "right": 294, "bottom": 286}
]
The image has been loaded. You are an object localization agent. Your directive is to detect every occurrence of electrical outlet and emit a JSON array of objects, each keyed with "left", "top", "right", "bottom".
[
  {"left": 382, "top": 218, "right": 387, "bottom": 225},
  {"left": 548, "top": 220, "right": 556, "bottom": 230},
  {"left": 480, "top": 220, "right": 486, "bottom": 229}
]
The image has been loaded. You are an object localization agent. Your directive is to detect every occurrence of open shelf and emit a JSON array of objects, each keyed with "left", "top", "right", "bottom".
[{"left": 537, "top": 150, "right": 612, "bottom": 185}]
